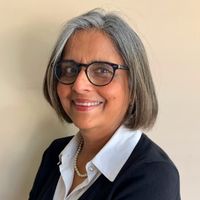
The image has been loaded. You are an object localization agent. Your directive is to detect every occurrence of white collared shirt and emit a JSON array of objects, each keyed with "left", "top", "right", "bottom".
[{"left": 53, "top": 125, "right": 142, "bottom": 200}]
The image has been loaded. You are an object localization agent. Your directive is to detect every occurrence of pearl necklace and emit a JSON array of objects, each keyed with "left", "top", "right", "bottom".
[{"left": 74, "top": 141, "right": 88, "bottom": 178}]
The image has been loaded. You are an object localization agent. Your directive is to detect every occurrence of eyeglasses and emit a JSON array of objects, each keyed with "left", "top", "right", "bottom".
[{"left": 54, "top": 60, "right": 129, "bottom": 86}]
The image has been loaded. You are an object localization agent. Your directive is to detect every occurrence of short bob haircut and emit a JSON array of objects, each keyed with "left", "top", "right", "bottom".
[{"left": 43, "top": 8, "right": 158, "bottom": 130}]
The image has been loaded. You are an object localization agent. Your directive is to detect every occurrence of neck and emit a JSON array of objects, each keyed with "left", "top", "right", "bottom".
[{"left": 79, "top": 124, "right": 120, "bottom": 159}]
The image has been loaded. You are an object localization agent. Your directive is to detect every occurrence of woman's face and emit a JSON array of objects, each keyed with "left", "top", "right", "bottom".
[{"left": 57, "top": 29, "right": 130, "bottom": 134}]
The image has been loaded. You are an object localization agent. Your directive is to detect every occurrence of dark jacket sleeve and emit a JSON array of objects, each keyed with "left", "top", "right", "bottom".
[{"left": 112, "top": 161, "right": 180, "bottom": 200}]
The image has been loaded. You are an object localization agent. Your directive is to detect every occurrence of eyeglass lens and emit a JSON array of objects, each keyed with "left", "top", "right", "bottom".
[{"left": 55, "top": 61, "right": 115, "bottom": 86}]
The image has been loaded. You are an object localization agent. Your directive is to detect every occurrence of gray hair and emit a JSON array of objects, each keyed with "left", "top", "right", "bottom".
[{"left": 43, "top": 8, "right": 158, "bottom": 130}]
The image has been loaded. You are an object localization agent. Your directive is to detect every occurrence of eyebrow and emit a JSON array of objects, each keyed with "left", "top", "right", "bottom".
[{"left": 60, "top": 59, "right": 127, "bottom": 67}]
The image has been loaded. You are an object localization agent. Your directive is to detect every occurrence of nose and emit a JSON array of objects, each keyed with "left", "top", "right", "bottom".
[{"left": 72, "top": 68, "right": 93, "bottom": 93}]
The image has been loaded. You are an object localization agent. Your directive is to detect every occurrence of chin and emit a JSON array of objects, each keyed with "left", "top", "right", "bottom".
[{"left": 72, "top": 119, "right": 96, "bottom": 131}]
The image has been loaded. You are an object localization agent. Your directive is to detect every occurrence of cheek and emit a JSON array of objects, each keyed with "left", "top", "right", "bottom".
[
  {"left": 103, "top": 84, "right": 129, "bottom": 108},
  {"left": 57, "top": 84, "right": 71, "bottom": 104},
  {"left": 57, "top": 84, "right": 63, "bottom": 98}
]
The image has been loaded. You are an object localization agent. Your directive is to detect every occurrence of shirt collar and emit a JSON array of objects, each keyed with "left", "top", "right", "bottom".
[
  {"left": 91, "top": 125, "right": 142, "bottom": 181},
  {"left": 59, "top": 125, "right": 142, "bottom": 182}
]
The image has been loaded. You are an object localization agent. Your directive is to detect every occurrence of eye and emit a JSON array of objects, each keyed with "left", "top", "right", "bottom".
[
  {"left": 63, "top": 67, "right": 78, "bottom": 77},
  {"left": 95, "top": 67, "right": 111, "bottom": 74},
  {"left": 90, "top": 63, "right": 113, "bottom": 76},
  {"left": 60, "top": 62, "right": 78, "bottom": 77}
]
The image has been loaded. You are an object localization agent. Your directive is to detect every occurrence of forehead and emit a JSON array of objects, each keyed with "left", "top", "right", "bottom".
[{"left": 62, "top": 29, "right": 124, "bottom": 64}]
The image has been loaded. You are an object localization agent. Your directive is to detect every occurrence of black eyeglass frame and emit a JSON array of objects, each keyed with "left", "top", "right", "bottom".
[{"left": 54, "top": 60, "right": 129, "bottom": 86}]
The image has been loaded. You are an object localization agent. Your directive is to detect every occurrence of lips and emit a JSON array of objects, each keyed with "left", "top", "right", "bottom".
[{"left": 72, "top": 99, "right": 103, "bottom": 111}]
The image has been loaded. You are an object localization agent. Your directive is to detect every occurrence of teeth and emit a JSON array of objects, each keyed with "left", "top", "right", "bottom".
[{"left": 74, "top": 101, "right": 101, "bottom": 107}]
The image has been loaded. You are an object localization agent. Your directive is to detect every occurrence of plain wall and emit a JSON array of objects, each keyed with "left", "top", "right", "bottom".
[{"left": 0, "top": 0, "right": 199, "bottom": 199}]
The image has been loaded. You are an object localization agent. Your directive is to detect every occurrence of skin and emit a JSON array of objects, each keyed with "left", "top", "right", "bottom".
[{"left": 57, "top": 29, "right": 131, "bottom": 192}]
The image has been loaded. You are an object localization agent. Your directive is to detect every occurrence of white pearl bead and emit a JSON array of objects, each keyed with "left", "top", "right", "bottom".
[{"left": 74, "top": 140, "right": 88, "bottom": 178}]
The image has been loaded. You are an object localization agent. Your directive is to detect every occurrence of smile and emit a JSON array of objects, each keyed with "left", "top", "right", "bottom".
[
  {"left": 74, "top": 101, "right": 102, "bottom": 107},
  {"left": 72, "top": 99, "right": 103, "bottom": 112}
]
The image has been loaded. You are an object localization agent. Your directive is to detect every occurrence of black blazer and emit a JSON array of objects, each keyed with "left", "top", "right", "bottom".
[{"left": 29, "top": 134, "right": 181, "bottom": 200}]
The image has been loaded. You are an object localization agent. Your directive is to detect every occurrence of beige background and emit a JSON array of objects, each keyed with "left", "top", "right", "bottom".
[{"left": 0, "top": 0, "right": 199, "bottom": 199}]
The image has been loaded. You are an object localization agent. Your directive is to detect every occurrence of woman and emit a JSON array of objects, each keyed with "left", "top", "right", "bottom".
[{"left": 29, "top": 9, "right": 180, "bottom": 200}]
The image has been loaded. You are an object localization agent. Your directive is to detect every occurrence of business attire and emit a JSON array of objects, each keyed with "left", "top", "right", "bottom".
[{"left": 29, "top": 126, "right": 180, "bottom": 200}]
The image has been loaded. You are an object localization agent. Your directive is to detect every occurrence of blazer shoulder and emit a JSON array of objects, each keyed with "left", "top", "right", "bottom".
[
  {"left": 47, "top": 136, "right": 73, "bottom": 155},
  {"left": 131, "top": 133, "right": 177, "bottom": 166},
  {"left": 43, "top": 136, "right": 73, "bottom": 163},
  {"left": 110, "top": 134, "right": 181, "bottom": 200}
]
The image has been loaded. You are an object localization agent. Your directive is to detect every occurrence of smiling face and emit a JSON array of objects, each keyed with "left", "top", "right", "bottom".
[{"left": 57, "top": 29, "right": 130, "bottom": 136}]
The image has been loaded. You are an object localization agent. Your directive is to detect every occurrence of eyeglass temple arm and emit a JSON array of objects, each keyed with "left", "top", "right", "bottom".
[{"left": 118, "top": 64, "right": 129, "bottom": 70}]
